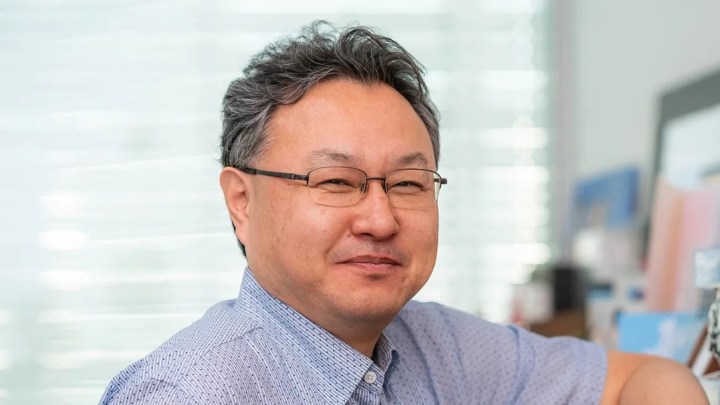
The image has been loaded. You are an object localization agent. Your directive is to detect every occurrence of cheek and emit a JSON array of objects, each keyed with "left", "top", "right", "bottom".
[
  {"left": 297, "top": 210, "right": 347, "bottom": 248},
  {"left": 402, "top": 211, "right": 440, "bottom": 265},
  {"left": 248, "top": 186, "right": 299, "bottom": 257},
  {"left": 403, "top": 210, "right": 439, "bottom": 241},
  {"left": 275, "top": 202, "right": 349, "bottom": 262}
]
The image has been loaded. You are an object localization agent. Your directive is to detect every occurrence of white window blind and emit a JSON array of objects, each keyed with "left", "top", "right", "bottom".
[{"left": 0, "top": 0, "right": 550, "bottom": 402}]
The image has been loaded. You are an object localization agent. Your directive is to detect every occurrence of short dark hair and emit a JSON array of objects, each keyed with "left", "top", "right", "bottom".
[{"left": 220, "top": 21, "right": 440, "bottom": 256}]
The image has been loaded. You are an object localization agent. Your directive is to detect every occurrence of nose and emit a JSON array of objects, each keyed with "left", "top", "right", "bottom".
[{"left": 350, "top": 180, "right": 400, "bottom": 240}]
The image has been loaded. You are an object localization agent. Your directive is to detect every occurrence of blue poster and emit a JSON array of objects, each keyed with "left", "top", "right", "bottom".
[{"left": 617, "top": 312, "right": 705, "bottom": 363}]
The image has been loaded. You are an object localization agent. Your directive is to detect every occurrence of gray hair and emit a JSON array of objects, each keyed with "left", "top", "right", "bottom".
[{"left": 220, "top": 21, "right": 440, "bottom": 169}]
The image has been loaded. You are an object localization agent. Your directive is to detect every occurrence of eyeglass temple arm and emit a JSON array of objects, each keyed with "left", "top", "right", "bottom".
[{"left": 238, "top": 167, "right": 309, "bottom": 181}]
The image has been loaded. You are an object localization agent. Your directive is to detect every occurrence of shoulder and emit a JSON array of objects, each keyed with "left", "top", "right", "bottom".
[
  {"left": 391, "top": 300, "right": 517, "bottom": 345},
  {"left": 389, "top": 301, "right": 522, "bottom": 360},
  {"left": 100, "top": 299, "right": 268, "bottom": 404},
  {"left": 388, "top": 301, "right": 607, "bottom": 403},
  {"left": 392, "top": 300, "right": 603, "bottom": 357}
]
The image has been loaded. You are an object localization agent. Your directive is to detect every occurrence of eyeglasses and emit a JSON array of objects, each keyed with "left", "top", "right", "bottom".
[{"left": 238, "top": 166, "right": 447, "bottom": 208}]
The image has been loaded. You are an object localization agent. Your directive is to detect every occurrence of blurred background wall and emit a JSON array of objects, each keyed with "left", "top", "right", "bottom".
[{"left": 571, "top": 0, "right": 720, "bottom": 210}]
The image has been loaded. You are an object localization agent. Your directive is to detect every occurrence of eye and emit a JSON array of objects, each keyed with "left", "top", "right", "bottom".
[
  {"left": 389, "top": 180, "right": 425, "bottom": 194},
  {"left": 320, "top": 178, "right": 353, "bottom": 186},
  {"left": 314, "top": 178, "right": 357, "bottom": 192}
]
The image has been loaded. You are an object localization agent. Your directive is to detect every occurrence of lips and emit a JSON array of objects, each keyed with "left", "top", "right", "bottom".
[
  {"left": 331, "top": 244, "right": 409, "bottom": 268},
  {"left": 341, "top": 255, "right": 400, "bottom": 266}
]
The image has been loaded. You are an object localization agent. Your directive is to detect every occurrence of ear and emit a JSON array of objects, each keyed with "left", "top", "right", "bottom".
[{"left": 219, "top": 167, "right": 252, "bottom": 245}]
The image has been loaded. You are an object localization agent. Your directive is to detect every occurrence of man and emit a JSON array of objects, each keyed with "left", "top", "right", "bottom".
[{"left": 100, "top": 22, "right": 707, "bottom": 404}]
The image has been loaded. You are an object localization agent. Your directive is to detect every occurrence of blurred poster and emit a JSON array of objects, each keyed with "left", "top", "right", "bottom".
[
  {"left": 617, "top": 312, "right": 705, "bottom": 363},
  {"left": 645, "top": 178, "right": 720, "bottom": 311}
]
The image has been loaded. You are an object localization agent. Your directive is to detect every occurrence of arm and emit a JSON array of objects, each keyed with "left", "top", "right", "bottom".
[{"left": 600, "top": 350, "right": 708, "bottom": 405}]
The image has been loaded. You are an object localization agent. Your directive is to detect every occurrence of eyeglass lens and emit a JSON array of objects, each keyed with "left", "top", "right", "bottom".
[{"left": 306, "top": 167, "right": 441, "bottom": 208}]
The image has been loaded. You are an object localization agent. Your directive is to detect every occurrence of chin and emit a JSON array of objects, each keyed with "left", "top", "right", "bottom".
[{"left": 333, "top": 291, "right": 411, "bottom": 323}]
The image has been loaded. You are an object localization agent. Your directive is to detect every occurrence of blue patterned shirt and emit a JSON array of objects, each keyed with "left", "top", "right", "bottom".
[{"left": 100, "top": 269, "right": 607, "bottom": 404}]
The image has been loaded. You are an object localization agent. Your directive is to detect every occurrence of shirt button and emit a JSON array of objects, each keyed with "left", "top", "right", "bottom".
[{"left": 363, "top": 371, "right": 377, "bottom": 384}]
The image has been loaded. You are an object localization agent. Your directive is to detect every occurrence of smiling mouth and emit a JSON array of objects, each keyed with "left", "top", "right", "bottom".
[{"left": 342, "top": 255, "right": 400, "bottom": 266}]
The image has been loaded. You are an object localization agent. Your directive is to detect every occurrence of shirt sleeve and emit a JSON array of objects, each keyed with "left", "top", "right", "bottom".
[
  {"left": 400, "top": 302, "right": 608, "bottom": 405},
  {"left": 507, "top": 325, "right": 607, "bottom": 404}
]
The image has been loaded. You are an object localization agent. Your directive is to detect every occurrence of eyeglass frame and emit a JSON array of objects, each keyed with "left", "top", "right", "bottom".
[{"left": 237, "top": 166, "right": 448, "bottom": 207}]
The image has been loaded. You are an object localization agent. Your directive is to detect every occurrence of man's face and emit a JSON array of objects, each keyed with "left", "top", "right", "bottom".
[{"left": 241, "top": 79, "right": 439, "bottom": 328}]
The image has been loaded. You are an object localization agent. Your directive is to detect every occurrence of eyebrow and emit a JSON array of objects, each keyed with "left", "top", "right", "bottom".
[
  {"left": 308, "top": 148, "right": 431, "bottom": 168},
  {"left": 309, "top": 149, "right": 353, "bottom": 166},
  {"left": 398, "top": 152, "right": 430, "bottom": 168}
]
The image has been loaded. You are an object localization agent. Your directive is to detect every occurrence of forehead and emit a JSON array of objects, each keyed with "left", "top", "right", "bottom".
[{"left": 265, "top": 79, "right": 435, "bottom": 170}]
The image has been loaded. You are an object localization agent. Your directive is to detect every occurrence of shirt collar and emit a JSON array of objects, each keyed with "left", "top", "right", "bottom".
[{"left": 235, "top": 268, "right": 398, "bottom": 402}]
